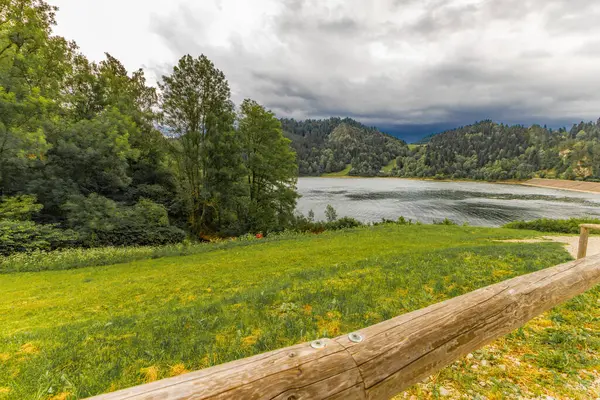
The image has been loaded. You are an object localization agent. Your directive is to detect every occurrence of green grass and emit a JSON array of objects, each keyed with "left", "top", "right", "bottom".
[
  {"left": 0, "top": 234, "right": 295, "bottom": 274},
  {"left": 504, "top": 217, "right": 600, "bottom": 234},
  {"left": 382, "top": 159, "right": 396, "bottom": 173},
  {"left": 0, "top": 225, "right": 598, "bottom": 399},
  {"left": 322, "top": 164, "right": 352, "bottom": 177},
  {"left": 408, "top": 144, "right": 421, "bottom": 150}
]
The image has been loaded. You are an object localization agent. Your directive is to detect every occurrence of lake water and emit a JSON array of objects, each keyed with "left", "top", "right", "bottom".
[{"left": 296, "top": 178, "right": 600, "bottom": 226}]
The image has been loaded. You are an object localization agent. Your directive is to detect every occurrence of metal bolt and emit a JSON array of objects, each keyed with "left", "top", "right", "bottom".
[
  {"left": 310, "top": 339, "right": 326, "bottom": 349},
  {"left": 348, "top": 332, "right": 364, "bottom": 343}
]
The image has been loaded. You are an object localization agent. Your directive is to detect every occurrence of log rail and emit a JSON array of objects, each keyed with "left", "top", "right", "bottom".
[
  {"left": 89, "top": 254, "right": 600, "bottom": 400},
  {"left": 578, "top": 223, "right": 600, "bottom": 259}
]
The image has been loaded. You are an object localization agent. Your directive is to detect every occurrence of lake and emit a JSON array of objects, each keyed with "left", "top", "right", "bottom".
[{"left": 296, "top": 178, "right": 600, "bottom": 226}]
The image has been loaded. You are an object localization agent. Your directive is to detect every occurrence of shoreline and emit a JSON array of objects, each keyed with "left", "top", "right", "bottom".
[{"left": 302, "top": 176, "right": 600, "bottom": 194}]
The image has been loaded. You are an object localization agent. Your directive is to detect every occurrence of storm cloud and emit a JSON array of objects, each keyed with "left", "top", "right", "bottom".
[{"left": 54, "top": 0, "right": 600, "bottom": 132}]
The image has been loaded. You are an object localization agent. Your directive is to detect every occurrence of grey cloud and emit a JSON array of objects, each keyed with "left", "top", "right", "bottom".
[
  {"left": 519, "top": 50, "right": 553, "bottom": 59},
  {"left": 573, "top": 40, "right": 600, "bottom": 56},
  {"left": 149, "top": 0, "right": 600, "bottom": 127}
]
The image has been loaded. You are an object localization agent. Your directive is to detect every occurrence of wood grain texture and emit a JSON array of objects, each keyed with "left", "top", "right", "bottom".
[
  {"left": 87, "top": 254, "right": 600, "bottom": 400},
  {"left": 578, "top": 226, "right": 590, "bottom": 259},
  {"left": 579, "top": 224, "right": 600, "bottom": 229}
]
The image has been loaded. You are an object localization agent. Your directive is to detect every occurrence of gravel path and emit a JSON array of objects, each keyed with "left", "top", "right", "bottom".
[
  {"left": 503, "top": 236, "right": 600, "bottom": 258},
  {"left": 545, "top": 236, "right": 600, "bottom": 258}
]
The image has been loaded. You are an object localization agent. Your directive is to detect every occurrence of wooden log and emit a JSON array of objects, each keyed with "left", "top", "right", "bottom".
[
  {"left": 578, "top": 226, "right": 590, "bottom": 259},
  {"left": 88, "top": 254, "right": 600, "bottom": 400},
  {"left": 579, "top": 224, "right": 600, "bottom": 230}
]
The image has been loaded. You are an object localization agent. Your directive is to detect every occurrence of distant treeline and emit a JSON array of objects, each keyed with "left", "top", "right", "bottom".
[
  {"left": 286, "top": 118, "right": 600, "bottom": 181},
  {"left": 282, "top": 118, "right": 408, "bottom": 176},
  {"left": 394, "top": 120, "right": 600, "bottom": 181}
]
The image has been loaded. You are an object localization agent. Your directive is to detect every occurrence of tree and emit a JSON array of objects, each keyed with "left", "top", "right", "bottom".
[
  {"left": 0, "top": 194, "right": 74, "bottom": 254},
  {"left": 159, "top": 54, "right": 243, "bottom": 235},
  {"left": 325, "top": 204, "right": 337, "bottom": 222},
  {"left": 238, "top": 99, "right": 298, "bottom": 232}
]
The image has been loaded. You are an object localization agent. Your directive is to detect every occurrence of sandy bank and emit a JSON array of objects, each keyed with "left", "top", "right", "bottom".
[{"left": 521, "top": 178, "right": 600, "bottom": 194}]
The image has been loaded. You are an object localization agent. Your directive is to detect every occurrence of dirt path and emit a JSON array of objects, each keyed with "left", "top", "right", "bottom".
[
  {"left": 503, "top": 236, "right": 600, "bottom": 258},
  {"left": 522, "top": 178, "right": 600, "bottom": 194}
]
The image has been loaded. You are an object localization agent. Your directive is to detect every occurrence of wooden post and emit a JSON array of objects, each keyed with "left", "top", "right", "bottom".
[
  {"left": 578, "top": 226, "right": 589, "bottom": 259},
  {"left": 88, "top": 254, "right": 600, "bottom": 400},
  {"left": 577, "top": 223, "right": 600, "bottom": 259}
]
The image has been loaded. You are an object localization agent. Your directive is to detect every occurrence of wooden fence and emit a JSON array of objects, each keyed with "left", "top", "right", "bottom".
[
  {"left": 89, "top": 254, "right": 600, "bottom": 400},
  {"left": 578, "top": 223, "right": 600, "bottom": 259}
]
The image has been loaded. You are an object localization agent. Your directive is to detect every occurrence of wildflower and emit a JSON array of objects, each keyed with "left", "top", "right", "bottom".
[{"left": 255, "top": 233, "right": 264, "bottom": 239}]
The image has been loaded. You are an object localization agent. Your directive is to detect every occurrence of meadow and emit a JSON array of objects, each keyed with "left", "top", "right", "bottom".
[{"left": 1, "top": 225, "right": 599, "bottom": 399}]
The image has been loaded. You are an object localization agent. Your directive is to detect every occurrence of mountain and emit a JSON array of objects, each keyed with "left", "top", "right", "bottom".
[
  {"left": 282, "top": 117, "right": 409, "bottom": 176},
  {"left": 392, "top": 119, "right": 600, "bottom": 181}
]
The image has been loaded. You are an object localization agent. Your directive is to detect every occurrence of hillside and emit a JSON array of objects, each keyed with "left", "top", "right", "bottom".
[
  {"left": 413, "top": 131, "right": 439, "bottom": 144},
  {"left": 282, "top": 118, "right": 408, "bottom": 176},
  {"left": 2, "top": 224, "right": 599, "bottom": 399},
  {"left": 393, "top": 119, "right": 600, "bottom": 181}
]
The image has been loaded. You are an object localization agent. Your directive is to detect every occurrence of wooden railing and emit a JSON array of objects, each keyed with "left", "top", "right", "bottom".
[
  {"left": 89, "top": 254, "right": 600, "bottom": 400},
  {"left": 578, "top": 223, "right": 600, "bottom": 259}
]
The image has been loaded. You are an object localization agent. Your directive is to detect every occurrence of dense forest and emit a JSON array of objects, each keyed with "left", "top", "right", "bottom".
[
  {"left": 0, "top": 0, "right": 298, "bottom": 254},
  {"left": 287, "top": 118, "right": 600, "bottom": 181},
  {"left": 282, "top": 118, "right": 409, "bottom": 176},
  {"left": 392, "top": 120, "right": 600, "bottom": 181}
]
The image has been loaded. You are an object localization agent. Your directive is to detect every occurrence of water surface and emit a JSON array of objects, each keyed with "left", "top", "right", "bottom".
[{"left": 296, "top": 178, "right": 600, "bottom": 226}]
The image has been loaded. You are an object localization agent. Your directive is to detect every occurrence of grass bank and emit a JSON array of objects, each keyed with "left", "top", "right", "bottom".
[
  {"left": 321, "top": 164, "right": 352, "bottom": 177},
  {"left": 1, "top": 225, "right": 598, "bottom": 399}
]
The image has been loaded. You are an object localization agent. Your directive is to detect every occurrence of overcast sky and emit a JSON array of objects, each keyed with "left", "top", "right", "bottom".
[{"left": 51, "top": 0, "right": 600, "bottom": 140}]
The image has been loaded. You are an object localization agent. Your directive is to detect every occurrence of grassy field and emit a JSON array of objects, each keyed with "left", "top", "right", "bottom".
[
  {"left": 322, "top": 164, "right": 352, "bottom": 177},
  {"left": 1, "top": 225, "right": 598, "bottom": 399},
  {"left": 382, "top": 159, "right": 397, "bottom": 173}
]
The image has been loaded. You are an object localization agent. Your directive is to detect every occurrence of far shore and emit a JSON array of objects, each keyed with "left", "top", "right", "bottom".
[{"left": 304, "top": 175, "right": 600, "bottom": 195}]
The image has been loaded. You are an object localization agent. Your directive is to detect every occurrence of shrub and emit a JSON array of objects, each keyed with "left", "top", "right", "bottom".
[
  {"left": 64, "top": 194, "right": 185, "bottom": 247},
  {"left": 503, "top": 218, "right": 600, "bottom": 234},
  {"left": 373, "top": 216, "right": 414, "bottom": 226},
  {"left": 0, "top": 219, "right": 76, "bottom": 255},
  {"left": 291, "top": 212, "right": 363, "bottom": 234},
  {"left": 325, "top": 216, "right": 362, "bottom": 230},
  {"left": 325, "top": 204, "right": 338, "bottom": 222},
  {"left": 433, "top": 218, "right": 458, "bottom": 226},
  {"left": 0, "top": 195, "right": 76, "bottom": 255}
]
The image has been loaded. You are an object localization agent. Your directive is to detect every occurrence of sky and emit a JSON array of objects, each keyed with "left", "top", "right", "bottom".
[{"left": 51, "top": 0, "right": 600, "bottom": 142}]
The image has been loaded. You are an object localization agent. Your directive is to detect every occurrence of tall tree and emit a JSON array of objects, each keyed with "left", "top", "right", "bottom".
[
  {"left": 0, "top": 0, "right": 67, "bottom": 194},
  {"left": 238, "top": 99, "right": 298, "bottom": 232},
  {"left": 159, "top": 54, "right": 242, "bottom": 235}
]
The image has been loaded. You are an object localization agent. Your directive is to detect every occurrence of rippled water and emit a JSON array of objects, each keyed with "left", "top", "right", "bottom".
[{"left": 296, "top": 178, "right": 600, "bottom": 226}]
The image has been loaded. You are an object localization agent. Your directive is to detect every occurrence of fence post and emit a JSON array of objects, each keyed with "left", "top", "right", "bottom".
[{"left": 578, "top": 226, "right": 589, "bottom": 259}]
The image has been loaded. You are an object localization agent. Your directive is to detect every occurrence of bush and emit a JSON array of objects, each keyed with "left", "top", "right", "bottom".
[
  {"left": 373, "top": 216, "right": 414, "bottom": 226},
  {"left": 0, "top": 219, "right": 76, "bottom": 255},
  {"left": 325, "top": 204, "right": 338, "bottom": 222},
  {"left": 64, "top": 194, "right": 186, "bottom": 247},
  {"left": 433, "top": 218, "right": 458, "bottom": 226},
  {"left": 325, "top": 216, "right": 362, "bottom": 230},
  {"left": 503, "top": 218, "right": 600, "bottom": 234},
  {"left": 291, "top": 212, "right": 363, "bottom": 233},
  {"left": 0, "top": 195, "right": 77, "bottom": 255}
]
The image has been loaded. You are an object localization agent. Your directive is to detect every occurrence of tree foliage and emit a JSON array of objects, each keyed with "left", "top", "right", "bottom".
[
  {"left": 0, "top": 1, "right": 302, "bottom": 254},
  {"left": 282, "top": 117, "right": 408, "bottom": 176},
  {"left": 238, "top": 99, "right": 298, "bottom": 233},
  {"left": 393, "top": 120, "right": 600, "bottom": 181}
]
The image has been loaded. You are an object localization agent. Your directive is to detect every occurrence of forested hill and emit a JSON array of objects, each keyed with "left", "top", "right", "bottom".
[
  {"left": 282, "top": 118, "right": 409, "bottom": 176},
  {"left": 393, "top": 119, "right": 600, "bottom": 181}
]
